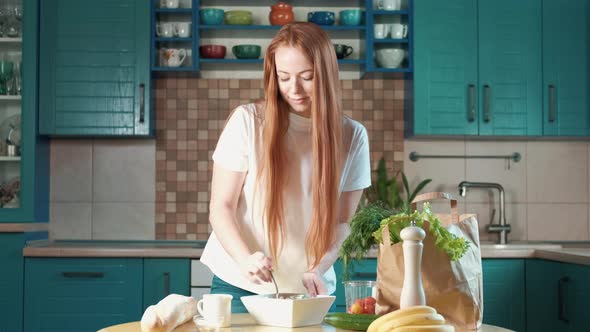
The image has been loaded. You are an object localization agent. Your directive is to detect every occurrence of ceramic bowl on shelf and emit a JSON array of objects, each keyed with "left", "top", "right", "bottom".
[
  {"left": 200, "top": 45, "right": 226, "bottom": 59},
  {"left": 224, "top": 10, "right": 253, "bottom": 25},
  {"left": 232, "top": 45, "right": 261, "bottom": 59},
  {"left": 375, "top": 47, "right": 405, "bottom": 68},
  {"left": 200, "top": 8, "right": 224, "bottom": 25},
  {"left": 307, "top": 11, "right": 335, "bottom": 26},
  {"left": 339, "top": 9, "right": 363, "bottom": 26}
]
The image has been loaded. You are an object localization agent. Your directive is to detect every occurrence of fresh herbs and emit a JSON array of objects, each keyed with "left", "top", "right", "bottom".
[
  {"left": 339, "top": 203, "right": 391, "bottom": 279},
  {"left": 373, "top": 203, "right": 470, "bottom": 261},
  {"left": 339, "top": 157, "right": 433, "bottom": 279}
]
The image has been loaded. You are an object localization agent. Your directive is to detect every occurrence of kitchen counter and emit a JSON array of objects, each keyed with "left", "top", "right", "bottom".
[
  {"left": 98, "top": 313, "right": 513, "bottom": 332},
  {"left": 0, "top": 223, "right": 48, "bottom": 233},
  {"left": 23, "top": 239, "right": 206, "bottom": 258},
  {"left": 22, "top": 240, "right": 590, "bottom": 266}
]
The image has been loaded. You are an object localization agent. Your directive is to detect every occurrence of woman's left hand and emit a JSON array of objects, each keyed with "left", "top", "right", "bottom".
[{"left": 302, "top": 271, "right": 327, "bottom": 297}]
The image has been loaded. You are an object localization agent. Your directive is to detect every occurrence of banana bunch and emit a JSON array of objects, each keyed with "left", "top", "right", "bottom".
[{"left": 366, "top": 305, "right": 455, "bottom": 332}]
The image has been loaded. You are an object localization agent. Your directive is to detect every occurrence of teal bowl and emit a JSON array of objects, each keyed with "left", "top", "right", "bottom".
[
  {"left": 232, "top": 45, "right": 261, "bottom": 59},
  {"left": 225, "top": 10, "right": 253, "bottom": 25},
  {"left": 339, "top": 9, "right": 363, "bottom": 26},
  {"left": 200, "top": 8, "right": 224, "bottom": 25}
]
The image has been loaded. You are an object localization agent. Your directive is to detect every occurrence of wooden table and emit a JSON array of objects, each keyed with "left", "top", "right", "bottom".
[{"left": 98, "top": 313, "right": 514, "bottom": 332}]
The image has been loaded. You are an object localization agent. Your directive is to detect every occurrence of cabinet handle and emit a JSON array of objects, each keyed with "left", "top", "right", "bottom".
[
  {"left": 549, "top": 84, "right": 556, "bottom": 123},
  {"left": 354, "top": 272, "right": 377, "bottom": 279},
  {"left": 483, "top": 84, "right": 491, "bottom": 123},
  {"left": 468, "top": 84, "right": 475, "bottom": 122},
  {"left": 62, "top": 272, "right": 104, "bottom": 278},
  {"left": 558, "top": 276, "right": 569, "bottom": 323},
  {"left": 164, "top": 272, "right": 170, "bottom": 296},
  {"left": 139, "top": 83, "right": 145, "bottom": 123}
]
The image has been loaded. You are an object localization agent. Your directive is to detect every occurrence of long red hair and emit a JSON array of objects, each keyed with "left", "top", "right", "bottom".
[{"left": 259, "top": 22, "right": 342, "bottom": 270}]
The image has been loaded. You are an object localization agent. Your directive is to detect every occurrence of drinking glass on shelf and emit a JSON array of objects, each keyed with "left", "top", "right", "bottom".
[{"left": 0, "top": 59, "right": 14, "bottom": 95}]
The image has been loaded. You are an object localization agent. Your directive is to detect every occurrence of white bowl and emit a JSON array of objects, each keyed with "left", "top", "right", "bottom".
[{"left": 241, "top": 293, "right": 335, "bottom": 328}]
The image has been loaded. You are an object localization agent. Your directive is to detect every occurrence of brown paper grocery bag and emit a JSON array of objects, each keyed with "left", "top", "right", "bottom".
[{"left": 375, "top": 192, "right": 483, "bottom": 330}]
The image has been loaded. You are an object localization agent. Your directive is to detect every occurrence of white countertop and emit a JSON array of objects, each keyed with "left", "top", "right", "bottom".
[{"left": 22, "top": 240, "right": 590, "bottom": 266}]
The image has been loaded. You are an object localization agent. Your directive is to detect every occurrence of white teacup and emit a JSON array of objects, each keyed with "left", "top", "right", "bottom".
[
  {"left": 389, "top": 23, "right": 408, "bottom": 39},
  {"left": 161, "top": 0, "right": 179, "bottom": 8},
  {"left": 161, "top": 48, "right": 186, "bottom": 67},
  {"left": 197, "top": 294, "right": 233, "bottom": 328},
  {"left": 375, "top": 48, "right": 405, "bottom": 68},
  {"left": 374, "top": 24, "right": 390, "bottom": 39},
  {"left": 156, "top": 23, "right": 175, "bottom": 37},
  {"left": 176, "top": 22, "right": 191, "bottom": 37},
  {"left": 377, "top": 0, "right": 401, "bottom": 10}
]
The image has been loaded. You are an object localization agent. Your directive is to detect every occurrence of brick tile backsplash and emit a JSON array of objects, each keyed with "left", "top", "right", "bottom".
[{"left": 155, "top": 78, "right": 405, "bottom": 239}]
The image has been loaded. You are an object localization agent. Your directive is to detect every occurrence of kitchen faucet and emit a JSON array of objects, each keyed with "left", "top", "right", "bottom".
[{"left": 458, "top": 181, "right": 511, "bottom": 244}]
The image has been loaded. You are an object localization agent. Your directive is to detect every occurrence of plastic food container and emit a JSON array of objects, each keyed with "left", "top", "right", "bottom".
[{"left": 343, "top": 280, "right": 377, "bottom": 314}]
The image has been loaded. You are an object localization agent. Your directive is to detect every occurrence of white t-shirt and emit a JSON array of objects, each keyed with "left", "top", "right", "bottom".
[{"left": 200, "top": 103, "right": 371, "bottom": 295}]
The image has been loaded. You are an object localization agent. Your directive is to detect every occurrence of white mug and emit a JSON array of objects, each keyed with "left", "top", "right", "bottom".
[
  {"left": 197, "top": 294, "right": 233, "bottom": 328},
  {"left": 374, "top": 24, "right": 390, "bottom": 39},
  {"left": 156, "top": 23, "right": 175, "bottom": 37},
  {"left": 162, "top": 48, "right": 187, "bottom": 67},
  {"left": 389, "top": 23, "right": 408, "bottom": 38},
  {"left": 377, "top": 0, "right": 401, "bottom": 10},
  {"left": 163, "top": 0, "right": 179, "bottom": 8},
  {"left": 175, "top": 22, "right": 191, "bottom": 37}
]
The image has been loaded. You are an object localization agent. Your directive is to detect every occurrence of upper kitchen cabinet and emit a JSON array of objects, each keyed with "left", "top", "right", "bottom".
[
  {"left": 38, "top": 0, "right": 153, "bottom": 137},
  {"left": 542, "top": 0, "right": 590, "bottom": 136},
  {"left": 0, "top": 0, "right": 49, "bottom": 223},
  {"left": 412, "top": 0, "right": 542, "bottom": 136}
]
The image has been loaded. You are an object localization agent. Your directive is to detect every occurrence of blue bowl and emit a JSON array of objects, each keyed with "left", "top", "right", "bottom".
[
  {"left": 200, "top": 8, "right": 224, "bottom": 25},
  {"left": 339, "top": 9, "right": 362, "bottom": 26},
  {"left": 307, "top": 11, "right": 335, "bottom": 26}
]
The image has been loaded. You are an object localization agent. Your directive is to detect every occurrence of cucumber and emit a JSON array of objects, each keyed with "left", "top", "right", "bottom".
[{"left": 324, "top": 312, "right": 379, "bottom": 331}]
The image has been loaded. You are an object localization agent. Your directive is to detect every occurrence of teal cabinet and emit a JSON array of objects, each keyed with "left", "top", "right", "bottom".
[
  {"left": 413, "top": 0, "right": 478, "bottom": 135},
  {"left": 413, "top": 0, "right": 542, "bottom": 136},
  {"left": 526, "top": 259, "right": 590, "bottom": 332},
  {"left": 542, "top": 0, "right": 590, "bottom": 136},
  {"left": 0, "top": 0, "right": 49, "bottom": 223},
  {"left": 39, "top": 0, "right": 152, "bottom": 136},
  {"left": 143, "top": 258, "right": 190, "bottom": 310},
  {"left": 0, "top": 234, "right": 25, "bottom": 332},
  {"left": 24, "top": 258, "right": 143, "bottom": 332},
  {"left": 481, "top": 259, "right": 526, "bottom": 331},
  {"left": 563, "top": 262, "right": 590, "bottom": 330},
  {"left": 526, "top": 259, "right": 564, "bottom": 332}
]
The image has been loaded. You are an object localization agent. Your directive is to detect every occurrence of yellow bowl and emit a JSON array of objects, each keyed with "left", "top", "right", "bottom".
[{"left": 224, "top": 10, "right": 253, "bottom": 25}]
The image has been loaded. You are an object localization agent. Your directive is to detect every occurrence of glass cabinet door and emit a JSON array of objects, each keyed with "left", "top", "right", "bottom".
[{"left": 0, "top": 0, "right": 22, "bottom": 209}]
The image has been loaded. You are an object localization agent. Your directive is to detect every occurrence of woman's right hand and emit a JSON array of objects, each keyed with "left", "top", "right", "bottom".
[{"left": 238, "top": 251, "right": 273, "bottom": 284}]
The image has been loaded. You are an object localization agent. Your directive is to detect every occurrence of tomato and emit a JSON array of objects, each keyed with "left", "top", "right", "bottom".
[
  {"left": 354, "top": 298, "right": 365, "bottom": 307},
  {"left": 350, "top": 303, "right": 364, "bottom": 314},
  {"left": 363, "top": 303, "right": 375, "bottom": 314},
  {"left": 364, "top": 296, "right": 376, "bottom": 305}
]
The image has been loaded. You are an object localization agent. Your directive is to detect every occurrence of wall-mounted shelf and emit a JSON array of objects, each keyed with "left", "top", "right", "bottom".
[
  {"left": 0, "top": 96, "right": 21, "bottom": 100},
  {"left": 0, "top": 38, "right": 22, "bottom": 43},
  {"left": 151, "top": 0, "right": 414, "bottom": 76}
]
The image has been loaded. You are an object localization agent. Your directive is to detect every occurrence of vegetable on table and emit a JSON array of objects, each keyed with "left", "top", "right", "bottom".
[{"left": 324, "top": 312, "right": 380, "bottom": 331}]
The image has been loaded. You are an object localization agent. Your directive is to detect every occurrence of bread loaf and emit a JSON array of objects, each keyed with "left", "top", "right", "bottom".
[{"left": 140, "top": 294, "right": 197, "bottom": 332}]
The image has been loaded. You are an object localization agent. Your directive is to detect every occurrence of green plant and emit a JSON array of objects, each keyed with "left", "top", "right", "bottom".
[{"left": 339, "top": 157, "right": 432, "bottom": 279}]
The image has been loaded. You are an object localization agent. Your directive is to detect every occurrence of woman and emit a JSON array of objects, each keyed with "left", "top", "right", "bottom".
[{"left": 200, "top": 22, "right": 371, "bottom": 313}]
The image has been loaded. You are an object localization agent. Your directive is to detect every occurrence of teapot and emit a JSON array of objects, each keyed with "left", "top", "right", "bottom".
[
  {"left": 269, "top": 2, "right": 294, "bottom": 26},
  {"left": 162, "top": 48, "right": 187, "bottom": 67}
]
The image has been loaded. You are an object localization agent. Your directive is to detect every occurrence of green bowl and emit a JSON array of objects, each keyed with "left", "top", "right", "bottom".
[
  {"left": 224, "top": 10, "right": 253, "bottom": 25},
  {"left": 232, "top": 45, "right": 261, "bottom": 59}
]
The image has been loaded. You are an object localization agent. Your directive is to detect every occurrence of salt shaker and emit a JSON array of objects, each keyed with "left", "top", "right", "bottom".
[{"left": 399, "top": 221, "right": 426, "bottom": 308}]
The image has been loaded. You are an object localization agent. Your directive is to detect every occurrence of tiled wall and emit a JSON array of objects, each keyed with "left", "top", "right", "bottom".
[
  {"left": 404, "top": 140, "right": 590, "bottom": 242},
  {"left": 49, "top": 140, "right": 156, "bottom": 240},
  {"left": 153, "top": 77, "right": 405, "bottom": 240}
]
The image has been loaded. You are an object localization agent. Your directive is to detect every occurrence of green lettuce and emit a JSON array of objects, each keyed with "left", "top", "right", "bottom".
[{"left": 372, "top": 203, "right": 470, "bottom": 261}]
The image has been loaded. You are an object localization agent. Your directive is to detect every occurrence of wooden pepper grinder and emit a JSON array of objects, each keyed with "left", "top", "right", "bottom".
[{"left": 399, "top": 221, "right": 426, "bottom": 308}]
